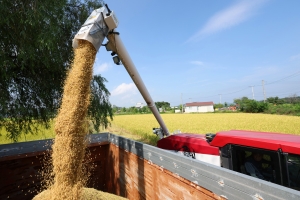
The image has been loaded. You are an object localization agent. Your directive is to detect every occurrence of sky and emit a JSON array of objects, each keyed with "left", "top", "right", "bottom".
[{"left": 93, "top": 0, "right": 300, "bottom": 107}]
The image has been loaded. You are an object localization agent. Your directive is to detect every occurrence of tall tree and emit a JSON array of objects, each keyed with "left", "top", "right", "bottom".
[
  {"left": 155, "top": 101, "right": 171, "bottom": 110},
  {"left": 88, "top": 75, "right": 113, "bottom": 133},
  {"left": 214, "top": 103, "right": 224, "bottom": 109},
  {"left": 285, "top": 94, "right": 300, "bottom": 104},
  {"left": 267, "top": 96, "right": 284, "bottom": 105},
  {"left": 0, "top": 0, "right": 112, "bottom": 142},
  {"left": 234, "top": 96, "right": 250, "bottom": 110}
]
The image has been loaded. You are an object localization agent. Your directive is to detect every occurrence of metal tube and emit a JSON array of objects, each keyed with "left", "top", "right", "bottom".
[{"left": 107, "top": 33, "right": 169, "bottom": 136}]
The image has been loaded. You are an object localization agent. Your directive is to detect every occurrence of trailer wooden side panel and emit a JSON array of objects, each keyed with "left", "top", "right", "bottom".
[
  {"left": 0, "top": 153, "right": 45, "bottom": 200},
  {"left": 106, "top": 143, "right": 222, "bottom": 200},
  {"left": 83, "top": 144, "right": 110, "bottom": 191},
  {"left": 0, "top": 144, "right": 110, "bottom": 200}
]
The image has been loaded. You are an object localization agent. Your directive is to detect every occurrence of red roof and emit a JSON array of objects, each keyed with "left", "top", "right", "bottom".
[
  {"left": 186, "top": 102, "right": 214, "bottom": 107},
  {"left": 210, "top": 130, "right": 300, "bottom": 155},
  {"left": 157, "top": 133, "right": 219, "bottom": 155}
]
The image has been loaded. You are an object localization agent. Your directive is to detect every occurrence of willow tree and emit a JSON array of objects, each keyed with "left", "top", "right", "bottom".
[{"left": 0, "top": 0, "right": 113, "bottom": 142}]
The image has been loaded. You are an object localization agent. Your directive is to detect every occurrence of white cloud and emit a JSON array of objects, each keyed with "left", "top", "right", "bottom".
[
  {"left": 190, "top": 61, "right": 204, "bottom": 66},
  {"left": 290, "top": 53, "right": 300, "bottom": 61},
  {"left": 187, "top": 0, "right": 268, "bottom": 42},
  {"left": 93, "top": 62, "right": 112, "bottom": 75},
  {"left": 111, "top": 83, "right": 138, "bottom": 97}
]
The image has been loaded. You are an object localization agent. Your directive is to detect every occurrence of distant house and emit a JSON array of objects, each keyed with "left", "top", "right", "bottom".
[
  {"left": 185, "top": 102, "right": 214, "bottom": 113},
  {"left": 135, "top": 102, "right": 144, "bottom": 108}
]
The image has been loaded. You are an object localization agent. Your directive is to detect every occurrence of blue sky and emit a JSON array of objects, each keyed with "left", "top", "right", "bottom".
[{"left": 93, "top": 0, "right": 300, "bottom": 107}]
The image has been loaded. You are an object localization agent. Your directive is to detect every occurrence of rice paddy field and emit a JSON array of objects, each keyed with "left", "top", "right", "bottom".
[
  {"left": 0, "top": 121, "right": 55, "bottom": 144},
  {"left": 110, "top": 113, "right": 300, "bottom": 136},
  {"left": 1, "top": 113, "right": 300, "bottom": 145}
]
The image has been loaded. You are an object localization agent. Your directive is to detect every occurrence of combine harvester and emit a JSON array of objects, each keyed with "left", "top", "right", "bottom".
[{"left": 1, "top": 5, "right": 300, "bottom": 199}]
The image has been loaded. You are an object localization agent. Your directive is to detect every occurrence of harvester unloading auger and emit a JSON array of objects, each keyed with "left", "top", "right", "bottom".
[
  {"left": 72, "top": 5, "right": 300, "bottom": 192},
  {"left": 73, "top": 4, "right": 169, "bottom": 139}
]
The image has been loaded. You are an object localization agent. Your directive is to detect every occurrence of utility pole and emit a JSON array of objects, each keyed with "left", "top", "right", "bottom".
[
  {"left": 249, "top": 86, "right": 255, "bottom": 100},
  {"left": 181, "top": 93, "right": 183, "bottom": 113},
  {"left": 262, "top": 80, "right": 266, "bottom": 102},
  {"left": 218, "top": 94, "right": 222, "bottom": 104}
]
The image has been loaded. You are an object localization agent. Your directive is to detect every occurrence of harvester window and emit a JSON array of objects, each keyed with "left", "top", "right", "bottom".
[
  {"left": 287, "top": 154, "right": 300, "bottom": 191},
  {"left": 230, "top": 145, "right": 280, "bottom": 184},
  {"left": 244, "top": 152, "right": 273, "bottom": 181}
]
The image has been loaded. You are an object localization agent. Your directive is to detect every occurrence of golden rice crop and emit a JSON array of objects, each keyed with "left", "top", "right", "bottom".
[
  {"left": 111, "top": 113, "right": 300, "bottom": 136},
  {"left": 0, "top": 121, "right": 55, "bottom": 144}
]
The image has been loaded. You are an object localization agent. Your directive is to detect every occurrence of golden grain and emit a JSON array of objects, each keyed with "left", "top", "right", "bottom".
[
  {"left": 111, "top": 113, "right": 300, "bottom": 136},
  {"left": 34, "top": 40, "right": 126, "bottom": 199}
]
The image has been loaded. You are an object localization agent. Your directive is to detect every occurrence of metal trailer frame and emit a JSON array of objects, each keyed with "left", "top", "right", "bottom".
[{"left": 1, "top": 133, "right": 299, "bottom": 200}]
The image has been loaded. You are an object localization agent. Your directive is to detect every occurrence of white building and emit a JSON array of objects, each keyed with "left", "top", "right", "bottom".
[
  {"left": 135, "top": 102, "right": 144, "bottom": 108},
  {"left": 185, "top": 102, "right": 214, "bottom": 113}
]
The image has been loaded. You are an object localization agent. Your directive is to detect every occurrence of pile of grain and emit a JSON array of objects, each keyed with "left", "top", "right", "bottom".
[
  {"left": 33, "top": 40, "right": 126, "bottom": 199},
  {"left": 34, "top": 188, "right": 128, "bottom": 200}
]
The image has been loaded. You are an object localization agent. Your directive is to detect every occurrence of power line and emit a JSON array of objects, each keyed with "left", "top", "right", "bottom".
[
  {"left": 192, "top": 70, "right": 300, "bottom": 98},
  {"left": 222, "top": 87, "right": 249, "bottom": 96},
  {"left": 253, "top": 71, "right": 300, "bottom": 87},
  {"left": 266, "top": 71, "right": 300, "bottom": 85},
  {"left": 255, "top": 90, "right": 300, "bottom": 97},
  {"left": 174, "top": 70, "right": 300, "bottom": 104},
  {"left": 191, "top": 87, "right": 249, "bottom": 99}
]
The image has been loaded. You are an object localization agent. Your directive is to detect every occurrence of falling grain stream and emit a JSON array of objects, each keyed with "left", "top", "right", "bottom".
[{"left": 33, "top": 40, "right": 127, "bottom": 199}]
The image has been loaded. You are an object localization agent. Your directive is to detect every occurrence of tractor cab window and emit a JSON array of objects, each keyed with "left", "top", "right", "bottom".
[
  {"left": 230, "top": 145, "right": 281, "bottom": 184},
  {"left": 287, "top": 154, "right": 300, "bottom": 191}
]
